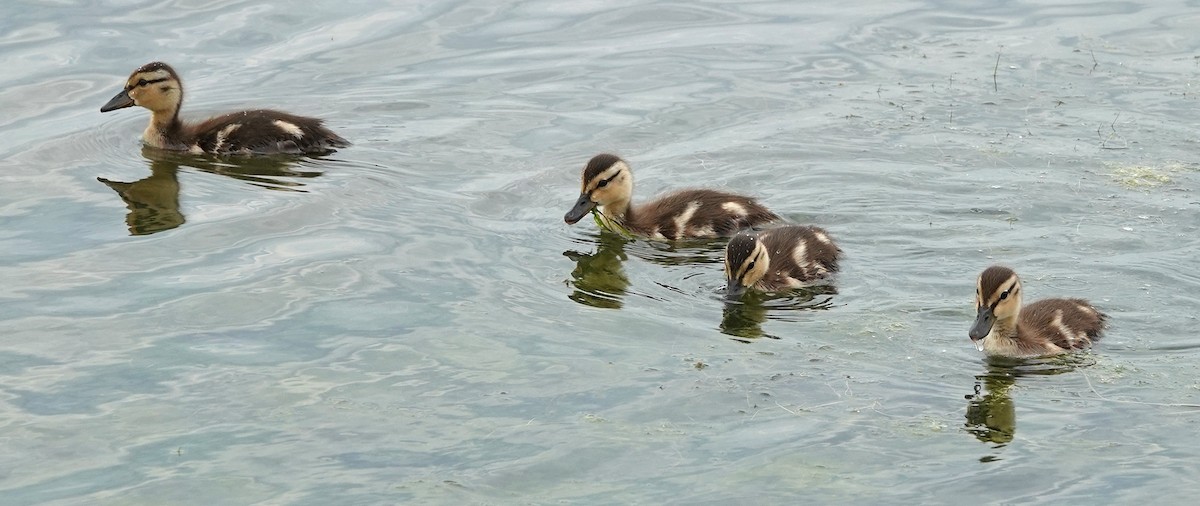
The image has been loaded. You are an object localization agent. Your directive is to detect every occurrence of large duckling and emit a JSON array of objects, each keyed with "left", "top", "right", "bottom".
[
  {"left": 563, "top": 154, "right": 778, "bottom": 240},
  {"left": 100, "top": 62, "right": 348, "bottom": 155},
  {"left": 970, "top": 265, "right": 1107, "bottom": 358},
  {"left": 724, "top": 225, "right": 840, "bottom": 300}
]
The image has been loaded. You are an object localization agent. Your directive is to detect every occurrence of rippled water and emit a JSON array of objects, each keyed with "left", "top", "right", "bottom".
[{"left": 2, "top": 0, "right": 1199, "bottom": 503}]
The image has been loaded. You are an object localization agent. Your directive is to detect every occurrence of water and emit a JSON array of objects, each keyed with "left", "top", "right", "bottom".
[{"left": 2, "top": 0, "right": 1199, "bottom": 503}]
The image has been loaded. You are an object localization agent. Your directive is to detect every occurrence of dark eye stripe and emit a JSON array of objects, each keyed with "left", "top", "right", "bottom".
[
  {"left": 740, "top": 250, "right": 765, "bottom": 278},
  {"left": 595, "top": 170, "right": 620, "bottom": 189},
  {"left": 129, "top": 77, "right": 169, "bottom": 90},
  {"left": 990, "top": 281, "right": 1019, "bottom": 309}
]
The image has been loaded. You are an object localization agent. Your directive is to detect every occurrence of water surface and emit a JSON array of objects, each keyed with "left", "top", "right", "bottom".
[{"left": 2, "top": 0, "right": 1199, "bottom": 503}]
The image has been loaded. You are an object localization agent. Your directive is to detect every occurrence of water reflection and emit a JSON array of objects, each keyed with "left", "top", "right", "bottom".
[
  {"left": 635, "top": 240, "right": 727, "bottom": 266},
  {"left": 564, "top": 231, "right": 631, "bottom": 309},
  {"left": 719, "top": 286, "right": 837, "bottom": 341},
  {"left": 97, "top": 148, "right": 325, "bottom": 235},
  {"left": 97, "top": 159, "right": 184, "bottom": 236},
  {"left": 964, "top": 356, "right": 1094, "bottom": 446},
  {"left": 963, "top": 367, "right": 1016, "bottom": 445}
]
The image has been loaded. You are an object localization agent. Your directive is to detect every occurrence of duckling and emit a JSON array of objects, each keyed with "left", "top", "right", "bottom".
[
  {"left": 724, "top": 225, "right": 840, "bottom": 299},
  {"left": 100, "top": 62, "right": 348, "bottom": 155},
  {"left": 563, "top": 154, "right": 778, "bottom": 240},
  {"left": 970, "top": 265, "right": 1107, "bottom": 358}
]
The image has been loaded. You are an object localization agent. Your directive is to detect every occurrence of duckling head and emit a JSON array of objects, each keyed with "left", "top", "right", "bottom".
[
  {"left": 724, "top": 233, "right": 770, "bottom": 300},
  {"left": 970, "top": 265, "right": 1023, "bottom": 348},
  {"left": 100, "top": 62, "right": 183, "bottom": 118},
  {"left": 564, "top": 154, "right": 633, "bottom": 225}
]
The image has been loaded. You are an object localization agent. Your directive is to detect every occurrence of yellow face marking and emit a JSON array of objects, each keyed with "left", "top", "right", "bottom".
[
  {"left": 126, "top": 69, "right": 173, "bottom": 89},
  {"left": 734, "top": 241, "right": 770, "bottom": 288},
  {"left": 981, "top": 274, "right": 1019, "bottom": 308},
  {"left": 584, "top": 165, "right": 622, "bottom": 192},
  {"left": 975, "top": 276, "right": 984, "bottom": 307},
  {"left": 126, "top": 69, "right": 179, "bottom": 113},
  {"left": 581, "top": 163, "right": 631, "bottom": 212}
]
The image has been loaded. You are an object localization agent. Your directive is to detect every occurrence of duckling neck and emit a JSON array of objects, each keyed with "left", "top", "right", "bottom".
[
  {"left": 991, "top": 316, "right": 1019, "bottom": 341},
  {"left": 599, "top": 198, "right": 633, "bottom": 227},
  {"left": 144, "top": 108, "right": 188, "bottom": 150}
]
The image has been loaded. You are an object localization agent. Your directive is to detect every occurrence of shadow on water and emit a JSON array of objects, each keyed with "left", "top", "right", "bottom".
[
  {"left": 97, "top": 147, "right": 326, "bottom": 236},
  {"left": 719, "top": 285, "right": 837, "bottom": 342},
  {"left": 964, "top": 354, "right": 1096, "bottom": 449}
]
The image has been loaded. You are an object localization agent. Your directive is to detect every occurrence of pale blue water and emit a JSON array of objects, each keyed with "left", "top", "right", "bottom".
[{"left": 2, "top": 0, "right": 1199, "bottom": 504}]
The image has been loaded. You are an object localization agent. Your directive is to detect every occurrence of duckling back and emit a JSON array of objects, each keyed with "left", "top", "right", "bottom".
[
  {"left": 1019, "top": 298, "right": 1107, "bottom": 351},
  {"left": 630, "top": 189, "right": 778, "bottom": 240},
  {"left": 756, "top": 225, "right": 840, "bottom": 284},
  {"left": 191, "top": 110, "right": 349, "bottom": 155}
]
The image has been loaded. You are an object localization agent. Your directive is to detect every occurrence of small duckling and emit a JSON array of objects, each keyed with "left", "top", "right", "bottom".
[
  {"left": 563, "top": 154, "right": 778, "bottom": 240},
  {"left": 970, "top": 265, "right": 1107, "bottom": 358},
  {"left": 724, "top": 225, "right": 840, "bottom": 299},
  {"left": 100, "top": 62, "right": 348, "bottom": 155}
]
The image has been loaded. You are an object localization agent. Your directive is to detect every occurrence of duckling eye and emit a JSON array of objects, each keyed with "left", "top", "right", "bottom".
[
  {"left": 136, "top": 79, "right": 148, "bottom": 87},
  {"left": 999, "top": 290, "right": 1010, "bottom": 300},
  {"left": 596, "top": 179, "right": 608, "bottom": 188},
  {"left": 746, "top": 261, "right": 756, "bottom": 270}
]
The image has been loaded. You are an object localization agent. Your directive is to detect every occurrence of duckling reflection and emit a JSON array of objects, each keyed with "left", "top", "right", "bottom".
[
  {"left": 635, "top": 239, "right": 729, "bottom": 267},
  {"left": 98, "top": 147, "right": 325, "bottom": 235},
  {"left": 964, "top": 365, "right": 1017, "bottom": 445},
  {"left": 720, "top": 291, "right": 776, "bottom": 341},
  {"left": 98, "top": 159, "right": 184, "bottom": 235},
  {"left": 564, "top": 231, "right": 631, "bottom": 309},
  {"left": 964, "top": 355, "right": 1093, "bottom": 446},
  {"left": 145, "top": 147, "right": 324, "bottom": 191},
  {"left": 719, "top": 286, "right": 837, "bottom": 342}
]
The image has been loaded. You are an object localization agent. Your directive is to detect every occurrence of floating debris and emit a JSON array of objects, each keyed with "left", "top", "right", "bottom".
[{"left": 1107, "top": 164, "right": 1181, "bottom": 189}]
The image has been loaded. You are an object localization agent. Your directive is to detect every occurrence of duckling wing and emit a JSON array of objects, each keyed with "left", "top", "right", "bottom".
[
  {"left": 1020, "top": 298, "right": 1107, "bottom": 350},
  {"left": 191, "top": 110, "right": 349, "bottom": 155},
  {"left": 633, "top": 189, "right": 778, "bottom": 240},
  {"left": 759, "top": 225, "right": 841, "bottom": 285}
]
